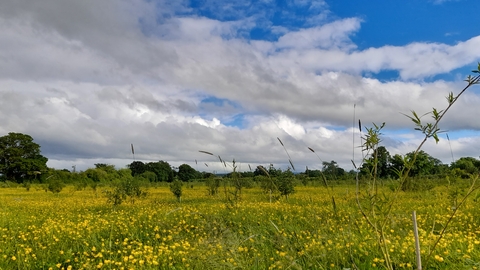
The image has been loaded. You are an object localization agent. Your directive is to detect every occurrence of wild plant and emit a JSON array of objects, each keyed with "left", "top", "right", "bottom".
[
  {"left": 228, "top": 159, "right": 242, "bottom": 203},
  {"left": 277, "top": 168, "right": 295, "bottom": 200},
  {"left": 104, "top": 178, "right": 147, "bottom": 205},
  {"left": 73, "top": 178, "right": 88, "bottom": 191},
  {"left": 274, "top": 138, "right": 296, "bottom": 200},
  {"left": 169, "top": 179, "right": 183, "bottom": 202},
  {"left": 47, "top": 178, "right": 65, "bottom": 194},
  {"left": 22, "top": 181, "right": 31, "bottom": 191},
  {"left": 307, "top": 146, "right": 337, "bottom": 214},
  {"left": 355, "top": 64, "right": 480, "bottom": 269},
  {"left": 205, "top": 176, "right": 221, "bottom": 195},
  {"left": 257, "top": 165, "right": 281, "bottom": 202},
  {"left": 199, "top": 150, "right": 244, "bottom": 206}
]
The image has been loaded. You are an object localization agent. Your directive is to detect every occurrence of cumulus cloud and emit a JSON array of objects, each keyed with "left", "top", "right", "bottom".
[{"left": 0, "top": 0, "right": 479, "bottom": 171}]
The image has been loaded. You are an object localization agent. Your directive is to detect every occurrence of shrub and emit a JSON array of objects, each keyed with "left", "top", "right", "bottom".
[
  {"left": 22, "top": 181, "right": 31, "bottom": 191},
  {"left": 105, "top": 179, "right": 147, "bottom": 205},
  {"left": 47, "top": 179, "right": 65, "bottom": 194},
  {"left": 170, "top": 179, "right": 183, "bottom": 202},
  {"left": 206, "top": 177, "right": 220, "bottom": 196},
  {"left": 278, "top": 170, "right": 295, "bottom": 199}
]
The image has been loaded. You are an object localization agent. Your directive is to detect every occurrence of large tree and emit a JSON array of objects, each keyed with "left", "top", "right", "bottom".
[
  {"left": 390, "top": 150, "right": 443, "bottom": 178},
  {"left": 450, "top": 157, "right": 480, "bottom": 178},
  {"left": 177, "top": 164, "right": 199, "bottom": 182},
  {"left": 0, "top": 132, "right": 48, "bottom": 182},
  {"left": 322, "top": 160, "right": 345, "bottom": 179},
  {"left": 405, "top": 150, "right": 442, "bottom": 177},
  {"left": 128, "top": 161, "right": 146, "bottom": 177},
  {"left": 145, "top": 161, "right": 173, "bottom": 182},
  {"left": 361, "top": 146, "right": 392, "bottom": 179}
]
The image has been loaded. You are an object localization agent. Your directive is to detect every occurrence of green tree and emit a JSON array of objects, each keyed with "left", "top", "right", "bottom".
[
  {"left": 94, "top": 163, "right": 116, "bottom": 174},
  {"left": 202, "top": 172, "right": 216, "bottom": 179},
  {"left": 240, "top": 171, "right": 254, "bottom": 178},
  {"left": 278, "top": 169, "right": 295, "bottom": 199},
  {"left": 128, "top": 161, "right": 146, "bottom": 177},
  {"left": 268, "top": 164, "right": 282, "bottom": 177},
  {"left": 405, "top": 150, "right": 442, "bottom": 177},
  {"left": 390, "top": 154, "right": 405, "bottom": 178},
  {"left": 255, "top": 164, "right": 282, "bottom": 177},
  {"left": 47, "top": 178, "right": 65, "bottom": 193},
  {"left": 136, "top": 171, "right": 157, "bottom": 182},
  {"left": 254, "top": 165, "right": 269, "bottom": 177},
  {"left": 84, "top": 168, "right": 109, "bottom": 182},
  {"left": 322, "top": 160, "right": 344, "bottom": 179},
  {"left": 450, "top": 157, "right": 480, "bottom": 178},
  {"left": 177, "top": 164, "right": 198, "bottom": 182},
  {"left": 145, "top": 161, "right": 173, "bottom": 182},
  {"left": 170, "top": 179, "right": 183, "bottom": 202},
  {"left": 389, "top": 151, "right": 443, "bottom": 178},
  {"left": 0, "top": 132, "right": 48, "bottom": 183},
  {"left": 361, "top": 146, "right": 392, "bottom": 179},
  {"left": 305, "top": 168, "right": 322, "bottom": 178}
]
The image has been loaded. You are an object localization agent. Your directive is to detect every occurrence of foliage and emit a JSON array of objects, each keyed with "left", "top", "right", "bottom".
[
  {"left": 73, "top": 178, "right": 89, "bottom": 191},
  {"left": 128, "top": 161, "right": 146, "bottom": 177},
  {"left": 94, "top": 163, "right": 116, "bottom": 173},
  {"left": 450, "top": 157, "right": 480, "bottom": 178},
  {"left": 361, "top": 148, "right": 445, "bottom": 181},
  {"left": 136, "top": 171, "right": 157, "bottom": 182},
  {"left": 297, "top": 173, "right": 309, "bottom": 186},
  {"left": 277, "top": 169, "right": 295, "bottom": 199},
  {"left": 83, "top": 168, "right": 110, "bottom": 182},
  {"left": 0, "top": 132, "right": 48, "bottom": 183},
  {"left": 360, "top": 146, "right": 391, "bottom": 178},
  {"left": 145, "top": 161, "right": 174, "bottom": 182},
  {"left": 127, "top": 161, "right": 176, "bottom": 182},
  {"left": 104, "top": 178, "right": 147, "bottom": 205},
  {"left": 322, "top": 160, "right": 345, "bottom": 179},
  {"left": 169, "top": 179, "right": 183, "bottom": 202},
  {"left": 202, "top": 172, "right": 216, "bottom": 179},
  {"left": 405, "top": 150, "right": 442, "bottom": 177},
  {"left": 178, "top": 164, "right": 199, "bottom": 182},
  {"left": 240, "top": 171, "right": 254, "bottom": 178},
  {"left": 22, "top": 181, "right": 31, "bottom": 191},
  {"left": 205, "top": 176, "right": 221, "bottom": 195},
  {"left": 257, "top": 175, "right": 277, "bottom": 194},
  {"left": 254, "top": 164, "right": 281, "bottom": 177},
  {"left": 305, "top": 168, "right": 322, "bottom": 178},
  {"left": 45, "top": 168, "right": 84, "bottom": 184},
  {"left": 47, "top": 179, "right": 65, "bottom": 193}
]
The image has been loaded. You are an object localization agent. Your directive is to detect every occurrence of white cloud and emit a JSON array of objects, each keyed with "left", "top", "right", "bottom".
[
  {"left": 276, "top": 18, "right": 361, "bottom": 50},
  {"left": 0, "top": 0, "right": 479, "bottom": 172}
]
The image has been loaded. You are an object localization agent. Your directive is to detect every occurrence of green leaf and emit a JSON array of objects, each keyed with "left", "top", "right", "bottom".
[
  {"left": 445, "top": 92, "right": 455, "bottom": 104},
  {"left": 431, "top": 108, "right": 443, "bottom": 121}
]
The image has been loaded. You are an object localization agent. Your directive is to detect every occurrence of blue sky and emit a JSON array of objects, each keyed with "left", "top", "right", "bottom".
[{"left": 1, "top": 0, "right": 480, "bottom": 171}]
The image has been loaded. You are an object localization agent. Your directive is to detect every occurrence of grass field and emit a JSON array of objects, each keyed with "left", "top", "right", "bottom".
[{"left": 0, "top": 182, "right": 479, "bottom": 269}]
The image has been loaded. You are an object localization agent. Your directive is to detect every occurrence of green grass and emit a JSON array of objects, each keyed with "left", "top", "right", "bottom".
[{"left": 0, "top": 182, "right": 479, "bottom": 269}]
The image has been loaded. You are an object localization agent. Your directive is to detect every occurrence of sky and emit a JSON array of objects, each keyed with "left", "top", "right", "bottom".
[{"left": 1, "top": 0, "right": 480, "bottom": 173}]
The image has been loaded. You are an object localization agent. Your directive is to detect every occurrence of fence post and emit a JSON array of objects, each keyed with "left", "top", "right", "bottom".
[{"left": 412, "top": 211, "right": 422, "bottom": 270}]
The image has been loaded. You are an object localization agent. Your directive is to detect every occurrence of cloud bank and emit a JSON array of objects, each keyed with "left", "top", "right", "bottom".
[{"left": 1, "top": 0, "right": 480, "bottom": 172}]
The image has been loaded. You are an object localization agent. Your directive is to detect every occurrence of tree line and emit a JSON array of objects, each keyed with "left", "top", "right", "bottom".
[{"left": 1, "top": 132, "right": 480, "bottom": 184}]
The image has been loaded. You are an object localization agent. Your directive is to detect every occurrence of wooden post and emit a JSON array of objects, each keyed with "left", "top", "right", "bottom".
[{"left": 412, "top": 211, "right": 422, "bottom": 270}]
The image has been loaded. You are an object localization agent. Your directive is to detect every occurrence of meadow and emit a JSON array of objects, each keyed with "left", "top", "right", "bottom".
[{"left": 0, "top": 181, "right": 480, "bottom": 270}]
